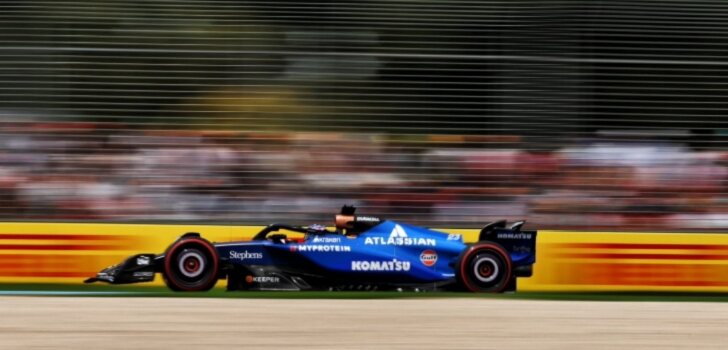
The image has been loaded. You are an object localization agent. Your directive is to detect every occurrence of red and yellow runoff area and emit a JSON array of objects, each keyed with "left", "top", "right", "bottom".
[
  {"left": 1, "top": 223, "right": 727, "bottom": 292},
  {"left": 517, "top": 231, "right": 728, "bottom": 292},
  {"left": 0, "top": 223, "right": 254, "bottom": 285}
]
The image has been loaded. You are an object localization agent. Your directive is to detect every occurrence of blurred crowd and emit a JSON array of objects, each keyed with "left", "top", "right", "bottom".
[{"left": 0, "top": 122, "right": 726, "bottom": 231}]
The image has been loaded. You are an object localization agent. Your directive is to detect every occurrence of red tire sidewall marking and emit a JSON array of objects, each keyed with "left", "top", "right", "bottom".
[
  {"left": 164, "top": 238, "right": 219, "bottom": 291},
  {"left": 459, "top": 243, "right": 512, "bottom": 293}
]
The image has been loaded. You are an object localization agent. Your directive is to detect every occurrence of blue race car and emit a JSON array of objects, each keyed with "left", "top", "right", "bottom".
[{"left": 85, "top": 206, "right": 537, "bottom": 293}]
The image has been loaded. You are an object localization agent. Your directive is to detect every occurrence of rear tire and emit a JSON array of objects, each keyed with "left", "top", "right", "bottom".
[
  {"left": 163, "top": 237, "right": 219, "bottom": 292},
  {"left": 457, "top": 242, "right": 512, "bottom": 293}
]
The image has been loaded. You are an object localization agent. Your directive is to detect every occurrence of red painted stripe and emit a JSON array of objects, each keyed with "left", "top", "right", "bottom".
[
  {"left": 559, "top": 252, "right": 728, "bottom": 260},
  {"left": 0, "top": 270, "right": 90, "bottom": 278},
  {"left": 568, "top": 278, "right": 728, "bottom": 287},
  {"left": 0, "top": 255, "right": 101, "bottom": 276},
  {"left": 565, "top": 262, "right": 728, "bottom": 287},
  {"left": 0, "top": 234, "right": 123, "bottom": 241},
  {"left": 0, "top": 254, "right": 98, "bottom": 261},
  {"left": 558, "top": 242, "right": 728, "bottom": 251},
  {"left": 0, "top": 244, "right": 121, "bottom": 251}
]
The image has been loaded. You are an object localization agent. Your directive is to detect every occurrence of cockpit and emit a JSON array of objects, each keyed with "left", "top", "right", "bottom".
[{"left": 252, "top": 205, "right": 383, "bottom": 243}]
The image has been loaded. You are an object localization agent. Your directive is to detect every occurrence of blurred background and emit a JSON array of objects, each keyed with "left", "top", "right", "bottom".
[{"left": 0, "top": 0, "right": 727, "bottom": 230}]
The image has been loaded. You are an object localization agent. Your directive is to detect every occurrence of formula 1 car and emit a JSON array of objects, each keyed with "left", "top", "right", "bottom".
[{"left": 85, "top": 206, "right": 537, "bottom": 293}]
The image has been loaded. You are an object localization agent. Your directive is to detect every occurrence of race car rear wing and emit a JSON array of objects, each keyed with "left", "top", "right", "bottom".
[{"left": 479, "top": 220, "right": 537, "bottom": 277}]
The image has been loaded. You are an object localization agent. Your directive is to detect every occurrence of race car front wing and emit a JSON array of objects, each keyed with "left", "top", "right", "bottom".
[{"left": 84, "top": 254, "right": 160, "bottom": 284}]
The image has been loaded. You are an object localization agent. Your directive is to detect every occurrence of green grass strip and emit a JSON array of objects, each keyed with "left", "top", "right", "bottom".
[{"left": 1, "top": 283, "right": 728, "bottom": 302}]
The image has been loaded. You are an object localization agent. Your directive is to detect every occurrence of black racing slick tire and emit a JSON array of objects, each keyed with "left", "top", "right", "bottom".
[
  {"left": 163, "top": 237, "right": 219, "bottom": 292},
  {"left": 457, "top": 242, "right": 513, "bottom": 293}
]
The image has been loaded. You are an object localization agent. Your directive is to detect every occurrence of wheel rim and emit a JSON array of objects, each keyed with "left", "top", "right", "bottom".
[
  {"left": 458, "top": 244, "right": 512, "bottom": 293},
  {"left": 163, "top": 238, "right": 220, "bottom": 292},
  {"left": 473, "top": 256, "right": 499, "bottom": 283},
  {"left": 177, "top": 250, "right": 206, "bottom": 278}
]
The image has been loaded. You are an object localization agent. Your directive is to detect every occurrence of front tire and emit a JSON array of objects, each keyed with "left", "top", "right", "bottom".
[
  {"left": 163, "top": 237, "right": 219, "bottom": 292},
  {"left": 457, "top": 242, "right": 512, "bottom": 293}
]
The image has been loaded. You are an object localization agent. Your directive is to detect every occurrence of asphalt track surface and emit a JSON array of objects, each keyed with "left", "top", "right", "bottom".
[{"left": 2, "top": 297, "right": 728, "bottom": 349}]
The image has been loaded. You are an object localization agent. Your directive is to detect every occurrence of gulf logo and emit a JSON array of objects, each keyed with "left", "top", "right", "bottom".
[{"left": 420, "top": 250, "right": 438, "bottom": 267}]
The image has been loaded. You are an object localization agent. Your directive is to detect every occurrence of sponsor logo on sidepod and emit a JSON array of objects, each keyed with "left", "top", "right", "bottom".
[
  {"left": 291, "top": 245, "right": 351, "bottom": 252},
  {"left": 312, "top": 236, "right": 341, "bottom": 243},
  {"left": 364, "top": 224, "right": 436, "bottom": 246},
  {"left": 245, "top": 275, "right": 280, "bottom": 284},
  {"left": 420, "top": 250, "right": 438, "bottom": 267},
  {"left": 229, "top": 250, "right": 263, "bottom": 260},
  {"left": 351, "top": 259, "right": 411, "bottom": 272}
]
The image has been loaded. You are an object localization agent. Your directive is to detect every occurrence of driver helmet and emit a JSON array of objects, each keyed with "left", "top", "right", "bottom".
[{"left": 308, "top": 224, "right": 327, "bottom": 232}]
